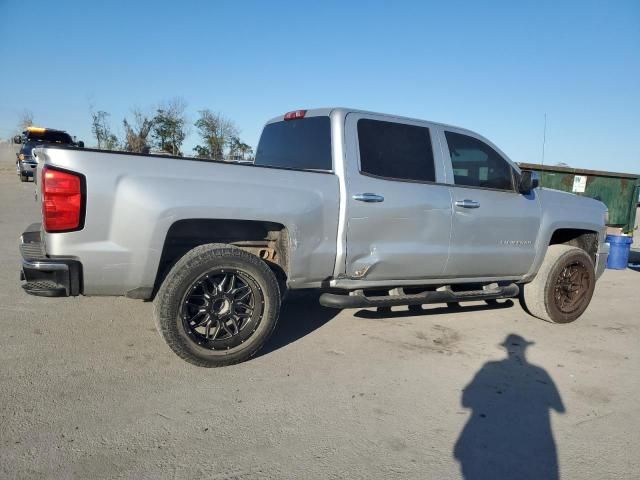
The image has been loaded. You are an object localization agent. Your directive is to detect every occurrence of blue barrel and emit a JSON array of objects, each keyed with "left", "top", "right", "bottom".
[{"left": 606, "top": 234, "right": 633, "bottom": 269}]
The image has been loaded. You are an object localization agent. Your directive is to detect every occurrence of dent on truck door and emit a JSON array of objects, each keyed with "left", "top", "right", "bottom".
[
  {"left": 442, "top": 130, "right": 540, "bottom": 277},
  {"left": 343, "top": 115, "right": 452, "bottom": 281}
]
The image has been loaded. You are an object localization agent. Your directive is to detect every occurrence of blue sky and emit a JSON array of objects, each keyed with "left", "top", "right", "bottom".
[{"left": 0, "top": 0, "right": 638, "bottom": 172}]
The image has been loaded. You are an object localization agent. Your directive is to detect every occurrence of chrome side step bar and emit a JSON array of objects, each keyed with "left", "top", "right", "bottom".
[{"left": 319, "top": 283, "right": 520, "bottom": 309}]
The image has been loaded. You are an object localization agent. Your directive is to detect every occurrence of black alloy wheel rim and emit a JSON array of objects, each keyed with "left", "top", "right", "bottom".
[
  {"left": 180, "top": 269, "right": 263, "bottom": 350},
  {"left": 553, "top": 260, "right": 591, "bottom": 314}
]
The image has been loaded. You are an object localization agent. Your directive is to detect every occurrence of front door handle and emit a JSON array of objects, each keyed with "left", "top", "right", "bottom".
[
  {"left": 353, "top": 193, "right": 385, "bottom": 203},
  {"left": 455, "top": 199, "right": 480, "bottom": 209}
]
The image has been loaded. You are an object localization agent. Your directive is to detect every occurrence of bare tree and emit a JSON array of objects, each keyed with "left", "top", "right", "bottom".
[
  {"left": 91, "top": 109, "right": 119, "bottom": 150},
  {"left": 152, "top": 97, "right": 188, "bottom": 155},
  {"left": 228, "top": 136, "right": 242, "bottom": 160},
  {"left": 104, "top": 131, "right": 119, "bottom": 150},
  {"left": 17, "top": 109, "right": 34, "bottom": 132},
  {"left": 193, "top": 110, "right": 239, "bottom": 161},
  {"left": 123, "top": 110, "right": 154, "bottom": 153}
]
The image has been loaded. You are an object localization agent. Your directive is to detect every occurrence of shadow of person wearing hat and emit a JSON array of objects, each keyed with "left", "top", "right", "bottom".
[{"left": 454, "top": 334, "right": 565, "bottom": 480}]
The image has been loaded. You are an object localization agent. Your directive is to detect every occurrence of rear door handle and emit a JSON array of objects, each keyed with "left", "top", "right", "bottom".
[
  {"left": 455, "top": 199, "right": 480, "bottom": 209},
  {"left": 353, "top": 193, "right": 384, "bottom": 203}
]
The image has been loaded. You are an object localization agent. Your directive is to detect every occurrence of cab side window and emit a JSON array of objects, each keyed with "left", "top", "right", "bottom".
[
  {"left": 358, "top": 119, "right": 436, "bottom": 182},
  {"left": 444, "top": 131, "right": 514, "bottom": 191}
]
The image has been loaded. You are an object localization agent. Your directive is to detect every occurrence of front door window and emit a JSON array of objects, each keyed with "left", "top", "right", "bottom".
[{"left": 445, "top": 131, "right": 514, "bottom": 191}]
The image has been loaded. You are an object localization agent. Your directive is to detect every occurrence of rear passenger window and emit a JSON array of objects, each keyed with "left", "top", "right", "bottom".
[
  {"left": 255, "top": 116, "right": 332, "bottom": 170},
  {"left": 358, "top": 119, "right": 436, "bottom": 182},
  {"left": 444, "top": 131, "right": 514, "bottom": 191}
]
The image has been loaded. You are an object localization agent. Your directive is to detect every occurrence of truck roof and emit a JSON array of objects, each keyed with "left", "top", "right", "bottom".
[
  {"left": 266, "top": 107, "right": 475, "bottom": 134},
  {"left": 22, "top": 127, "right": 74, "bottom": 144},
  {"left": 265, "top": 107, "right": 509, "bottom": 169}
]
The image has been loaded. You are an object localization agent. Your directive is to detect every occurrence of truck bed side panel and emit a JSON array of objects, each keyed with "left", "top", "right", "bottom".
[{"left": 37, "top": 149, "right": 340, "bottom": 295}]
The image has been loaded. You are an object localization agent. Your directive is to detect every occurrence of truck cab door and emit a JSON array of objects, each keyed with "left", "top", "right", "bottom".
[
  {"left": 437, "top": 128, "right": 541, "bottom": 277},
  {"left": 341, "top": 113, "right": 452, "bottom": 281}
]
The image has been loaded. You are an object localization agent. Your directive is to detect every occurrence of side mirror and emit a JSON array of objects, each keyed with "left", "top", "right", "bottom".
[
  {"left": 13, "top": 135, "right": 22, "bottom": 144},
  {"left": 77, "top": 141, "right": 85, "bottom": 148},
  {"left": 532, "top": 172, "right": 540, "bottom": 189},
  {"left": 518, "top": 170, "right": 539, "bottom": 194}
]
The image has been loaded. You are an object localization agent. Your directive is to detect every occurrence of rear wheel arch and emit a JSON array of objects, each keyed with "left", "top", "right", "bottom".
[{"left": 152, "top": 219, "right": 290, "bottom": 299}]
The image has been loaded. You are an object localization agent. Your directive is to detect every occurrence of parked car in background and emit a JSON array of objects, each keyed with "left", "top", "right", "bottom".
[
  {"left": 14, "top": 127, "right": 83, "bottom": 182},
  {"left": 19, "top": 108, "right": 609, "bottom": 367}
]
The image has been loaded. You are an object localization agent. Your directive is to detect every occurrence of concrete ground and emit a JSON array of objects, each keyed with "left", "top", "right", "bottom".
[{"left": 0, "top": 166, "right": 639, "bottom": 480}]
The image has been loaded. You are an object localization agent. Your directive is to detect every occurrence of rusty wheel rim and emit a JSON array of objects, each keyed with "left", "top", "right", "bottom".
[{"left": 553, "top": 261, "right": 591, "bottom": 314}]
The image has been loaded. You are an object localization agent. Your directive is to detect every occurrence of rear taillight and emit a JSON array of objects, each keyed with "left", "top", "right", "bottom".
[{"left": 41, "top": 166, "right": 85, "bottom": 232}]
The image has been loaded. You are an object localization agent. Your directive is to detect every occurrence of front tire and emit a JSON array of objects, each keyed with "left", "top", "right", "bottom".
[
  {"left": 153, "top": 243, "right": 281, "bottom": 367},
  {"left": 520, "top": 245, "right": 595, "bottom": 323}
]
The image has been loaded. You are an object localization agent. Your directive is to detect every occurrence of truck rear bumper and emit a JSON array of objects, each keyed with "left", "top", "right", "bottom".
[{"left": 19, "top": 223, "right": 82, "bottom": 297}]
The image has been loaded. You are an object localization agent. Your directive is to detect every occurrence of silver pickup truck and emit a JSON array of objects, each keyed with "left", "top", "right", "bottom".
[{"left": 20, "top": 108, "right": 609, "bottom": 367}]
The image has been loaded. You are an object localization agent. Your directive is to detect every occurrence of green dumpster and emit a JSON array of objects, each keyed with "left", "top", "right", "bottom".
[{"left": 518, "top": 163, "right": 640, "bottom": 234}]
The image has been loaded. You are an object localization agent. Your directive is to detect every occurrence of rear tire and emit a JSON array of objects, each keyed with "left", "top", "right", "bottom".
[
  {"left": 520, "top": 245, "right": 595, "bottom": 323},
  {"left": 153, "top": 243, "right": 281, "bottom": 367},
  {"left": 18, "top": 164, "right": 28, "bottom": 182}
]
